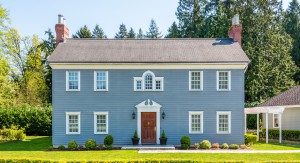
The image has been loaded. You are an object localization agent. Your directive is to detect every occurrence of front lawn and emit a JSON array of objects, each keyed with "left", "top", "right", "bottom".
[
  {"left": 252, "top": 141, "right": 300, "bottom": 150},
  {"left": 0, "top": 136, "right": 300, "bottom": 163}
]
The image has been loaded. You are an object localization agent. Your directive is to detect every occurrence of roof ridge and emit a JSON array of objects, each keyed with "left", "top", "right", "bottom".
[{"left": 66, "top": 38, "right": 233, "bottom": 41}]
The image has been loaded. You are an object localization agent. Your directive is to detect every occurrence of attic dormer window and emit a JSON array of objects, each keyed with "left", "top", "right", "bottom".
[{"left": 134, "top": 71, "right": 164, "bottom": 91}]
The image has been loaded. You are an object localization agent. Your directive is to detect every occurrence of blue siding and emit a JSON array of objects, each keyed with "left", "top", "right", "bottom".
[{"left": 52, "top": 69, "right": 245, "bottom": 146}]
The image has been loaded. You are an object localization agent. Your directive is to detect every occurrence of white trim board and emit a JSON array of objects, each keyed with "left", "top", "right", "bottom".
[{"left": 50, "top": 63, "right": 248, "bottom": 70}]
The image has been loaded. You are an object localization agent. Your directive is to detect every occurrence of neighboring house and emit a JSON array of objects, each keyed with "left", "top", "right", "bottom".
[
  {"left": 48, "top": 15, "right": 250, "bottom": 147},
  {"left": 260, "top": 86, "right": 300, "bottom": 130}
]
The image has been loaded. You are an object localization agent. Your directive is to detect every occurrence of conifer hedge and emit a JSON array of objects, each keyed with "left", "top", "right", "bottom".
[{"left": 0, "top": 106, "right": 52, "bottom": 136}]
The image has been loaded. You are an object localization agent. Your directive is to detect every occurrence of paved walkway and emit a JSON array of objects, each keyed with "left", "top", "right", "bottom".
[{"left": 139, "top": 150, "right": 300, "bottom": 154}]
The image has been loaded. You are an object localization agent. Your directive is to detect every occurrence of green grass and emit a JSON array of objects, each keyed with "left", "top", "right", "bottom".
[
  {"left": 252, "top": 141, "right": 300, "bottom": 150},
  {"left": 0, "top": 136, "right": 300, "bottom": 163}
]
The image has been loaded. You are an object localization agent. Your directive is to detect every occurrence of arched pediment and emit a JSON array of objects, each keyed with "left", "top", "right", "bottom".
[{"left": 135, "top": 99, "right": 162, "bottom": 108}]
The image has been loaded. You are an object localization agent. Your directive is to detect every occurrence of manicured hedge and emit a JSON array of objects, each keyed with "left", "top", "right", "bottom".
[
  {"left": 260, "top": 129, "right": 300, "bottom": 141},
  {"left": 0, "top": 106, "right": 52, "bottom": 136},
  {"left": 244, "top": 134, "right": 257, "bottom": 145},
  {"left": 0, "top": 159, "right": 248, "bottom": 163}
]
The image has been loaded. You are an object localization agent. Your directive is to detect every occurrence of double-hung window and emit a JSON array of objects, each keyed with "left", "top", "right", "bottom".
[
  {"left": 216, "top": 111, "right": 231, "bottom": 134},
  {"left": 189, "top": 71, "right": 203, "bottom": 91},
  {"left": 94, "top": 71, "right": 108, "bottom": 91},
  {"left": 273, "top": 114, "right": 279, "bottom": 128},
  {"left": 217, "top": 71, "right": 231, "bottom": 91},
  {"left": 94, "top": 112, "right": 108, "bottom": 134},
  {"left": 66, "top": 71, "right": 80, "bottom": 91},
  {"left": 66, "top": 112, "right": 80, "bottom": 134},
  {"left": 189, "top": 111, "right": 203, "bottom": 134}
]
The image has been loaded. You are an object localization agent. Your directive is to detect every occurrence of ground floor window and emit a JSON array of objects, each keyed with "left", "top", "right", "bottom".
[
  {"left": 273, "top": 114, "right": 279, "bottom": 128},
  {"left": 189, "top": 111, "right": 203, "bottom": 134},
  {"left": 216, "top": 111, "right": 231, "bottom": 134},
  {"left": 94, "top": 112, "right": 108, "bottom": 134},
  {"left": 66, "top": 112, "right": 80, "bottom": 134}
]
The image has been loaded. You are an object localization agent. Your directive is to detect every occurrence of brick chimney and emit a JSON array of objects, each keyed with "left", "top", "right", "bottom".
[
  {"left": 228, "top": 14, "right": 242, "bottom": 46},
  {"left": 55, "top": 14, "right": 69, "bottom": 46}
]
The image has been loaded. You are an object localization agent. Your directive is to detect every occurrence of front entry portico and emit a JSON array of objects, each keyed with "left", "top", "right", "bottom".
[{"left": 136, "top": 99, "right": 161, "bottom": 144}]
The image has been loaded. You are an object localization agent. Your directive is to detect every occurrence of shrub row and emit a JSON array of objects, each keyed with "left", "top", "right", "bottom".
[
  {"left": 59, "top": 135, "right": 114, "bottom": 151},
  {"left": 0, "top": 128, "right": 26, "bottom": 141},
  {"left": 260, "top": 129, "right": 300, "bottom": 141},
  {"left": 0, "top": 106, "right": 52, "bottom": 136}
]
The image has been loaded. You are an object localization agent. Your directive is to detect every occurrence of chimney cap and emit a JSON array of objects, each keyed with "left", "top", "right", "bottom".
[
  {"left": 232, "top": 14, "right": 239, "bottom": 25},
  {"left": 58, "top": 14, "right": 64, "bottom": 24}
]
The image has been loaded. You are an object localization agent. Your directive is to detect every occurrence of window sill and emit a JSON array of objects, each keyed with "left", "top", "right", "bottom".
[
  {"left": 217, "top": 89, "right": 231, "bottom": 92},
  {"left": 94, "top": 90, "right": 109, "bottom": 92},
  {"left": 94, "top": 133, "right": 108, "bottom": 135},
  {"left": 189, "top": 89, "right": 203, "bottom": 91},
  {"left": 66, "top": 133, "right": 80, "bottom": 135},
  {"left": 217, "top": 132, "right": 231, "bottom": 135},
  {"left": 66, "top": 90, "right": 80, "bottom": 92},
  {"left": 189, "top": 132, "right": 203, "bottom": 134},
  {"left": 134, "top": 90, "right": 164, "bottom": 92}
]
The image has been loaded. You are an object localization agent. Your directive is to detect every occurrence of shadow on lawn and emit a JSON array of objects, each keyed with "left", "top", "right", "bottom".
[
  {"left": 254, "top": 141, "right": 300, "bottom": 150},
  {"left": 0, "top": 136, "right": 51, "bottom": 151}
]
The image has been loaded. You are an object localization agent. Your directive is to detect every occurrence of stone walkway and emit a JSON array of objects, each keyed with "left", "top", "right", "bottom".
[{"left": 138, "top": 150, "right": 300, "bottom": 154}]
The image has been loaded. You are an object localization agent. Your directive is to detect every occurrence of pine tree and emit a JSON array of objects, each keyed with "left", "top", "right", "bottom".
[
  {"left": 115, "top": 23, "right": 128, "bottom": 38},
  {"left": 146, "top": 19, "right": 162, "bottom": 38},
  {"left": 235, "top": 0, "right": 297, "bottom": 102},
  {"left": 137, "top": 28, "right": 144, "bottom": 39},
  {"left": 92, "top": 24, "right": 106, "bottom": 38},
  {"left": 72, "top": 25, "right": 92, "bottom": 38},
  {"left": 165, "top": 22, "right": 181, "bottom": 38},
  {"left": 176, "top": 0, "right": 206, "bottom": 38},
  {"left": 128, "top": 28, "right": 136, "bottom": 38},
  {"left": 283, "top": 0, "right": 300, "bottom": 81}
]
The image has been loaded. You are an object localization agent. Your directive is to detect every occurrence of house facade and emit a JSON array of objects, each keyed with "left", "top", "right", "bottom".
[{"left": 48, "top": 15, "right": 250, "bottom": 147}]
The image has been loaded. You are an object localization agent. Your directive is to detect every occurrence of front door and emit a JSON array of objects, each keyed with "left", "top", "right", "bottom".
[{"left": 141, "top": 112, "right": 156, "bottom": 144}]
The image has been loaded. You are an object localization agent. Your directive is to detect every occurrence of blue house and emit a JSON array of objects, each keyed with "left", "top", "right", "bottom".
[{"left": 48, "top": 15, "right": 250, "bottom": 147}]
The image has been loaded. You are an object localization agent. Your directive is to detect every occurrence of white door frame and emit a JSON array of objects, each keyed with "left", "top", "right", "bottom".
[{"left": 135, "top": 99, "right": 161, "bottom": 144}]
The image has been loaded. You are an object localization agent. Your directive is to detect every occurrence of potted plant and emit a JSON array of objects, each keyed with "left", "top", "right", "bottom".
[
  {"left": 132, "top": 130, "right": 140, "bottom": 145},
  {"left": 159, "top": 130, "right": 168, "bottom": 145}
]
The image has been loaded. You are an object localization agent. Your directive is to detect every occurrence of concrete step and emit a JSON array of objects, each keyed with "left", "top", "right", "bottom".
[{"left": 121, "top": 145, "right": 175, "bottom": 150}]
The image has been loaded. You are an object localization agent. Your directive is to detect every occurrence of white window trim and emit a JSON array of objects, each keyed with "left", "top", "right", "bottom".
[
  {"left": 94, "top": 112, "right": 109, "bottom": 134},
  {"left": 189, "top": 71, "right": 203, "bottom": 91},
  {"left": 216, "top": 111, "right": 231, "bottom": 134},
  {"left": 189, "top": 111, "right": 204, "bottom": 134},
  {"left": 134, "top": 71, "right": 164, "bottom": 91},
  {"left": 66, "top": 112, "right": 81, "bottom": 135},
  {"left": 216, "top": 71, "right": 231, "bottom": 91},
  {"left": 66, "top": 71, "right": 80, "bottom": 91},
  {"left": 273, "top": 113, "right": 279, "bottom": 128},
  {"left": 94, "top": 71, "right": 109, "bottom": 91}
]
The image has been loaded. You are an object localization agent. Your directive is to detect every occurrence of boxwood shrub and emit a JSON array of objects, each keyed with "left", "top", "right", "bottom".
[
  {"left": 180, "top": 136, "right": 190, "bottom": 149},
  {"left": 85, "top": 139, "right": 97, "bottom": 150},
  {"left": 244, "top": 134, "right": 257, "bottom": 145},
  {"left": 68, "top": 140, "right": 78, "bottom": 150},
  {"left": 200, "top": 140, "right": 211, "bottom": 149}
]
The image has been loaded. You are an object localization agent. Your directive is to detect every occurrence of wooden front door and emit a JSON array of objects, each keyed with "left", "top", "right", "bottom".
[{"left": 141, "top": 112, "right": 156, "bottom": 144}]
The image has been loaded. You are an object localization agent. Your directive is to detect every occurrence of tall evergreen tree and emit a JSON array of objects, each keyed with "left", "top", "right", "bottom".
[
  {"left": 137, "top": 28, "right": 144, "bottom": 39},
  {"left": 72, "top": 25, "right": 92, "bottom": 38},
  {"left": 176, "top": 0, "right": 206, "bottom": 38},
  {"left": 165, "top": 22, "right": 181, "bottom": 38},
  {"left": 235, "top": 0, "right": 297, "bottom": 103},
  {"left": 115, "top": 23, "right": 128, "bottom": 38},
  {"left": 283, "top": 0, "right": 300, "bottom": 81},
  {"left": 146, "top": 19, "right": 162, "bottom": 38},
  {"left": 92, "top": 24, "right": 106, "bottom": 38},
  {"left": 128, "top": 27, "right": 136, "bottom": 38}
]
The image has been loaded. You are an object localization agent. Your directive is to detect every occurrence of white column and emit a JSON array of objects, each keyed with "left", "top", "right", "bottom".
[
  {"left": 266, "top": 113, "right": 269, "bottom": 144},
  {"left": 244, "top": 113, "right": 247, "bottom": 134},
  {"left": 279, "top": 113, "right": 282, "bottom": 143},
  {"left": 257, "top": 113, "right": 259, "bottom": 141}
]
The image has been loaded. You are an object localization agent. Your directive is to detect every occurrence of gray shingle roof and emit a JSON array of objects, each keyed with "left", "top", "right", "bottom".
[
  {"left": 258, "top": 86, "right": 300, "bottom": 107},
  {"left": 47, "top": 38, "right": 250, "bottom": 63}
]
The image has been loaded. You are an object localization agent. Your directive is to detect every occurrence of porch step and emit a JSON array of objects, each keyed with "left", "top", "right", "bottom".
[{"left": 121, "top": 145, "right": 175, "bottom": 150}]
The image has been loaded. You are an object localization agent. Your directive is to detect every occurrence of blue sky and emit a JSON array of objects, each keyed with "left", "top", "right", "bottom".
[{"left": 1, "top": 0, "right": 294, "bottom": 39}]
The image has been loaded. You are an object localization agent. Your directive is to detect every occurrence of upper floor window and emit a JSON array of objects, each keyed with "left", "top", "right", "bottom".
[
  {"left": 66, "top": 71, "right": 80, "bottom": 91},
  {"left": 66, "top": 112, "right": 80, "bottom": 134},
  {"left": 134, "top": 71, "right": 164, "bottom": 91},
  {"left": 216, "top": 111, "right": 231, "bottom": 134},
  {"left": 217, "top": 71, "right": 231, "bottom": 91},
  {"left": 189, "top": 71, "right": 203, "bottom": 91},
  {"left": 94, "top": 71, "right": 108, "bottom": 91}
]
